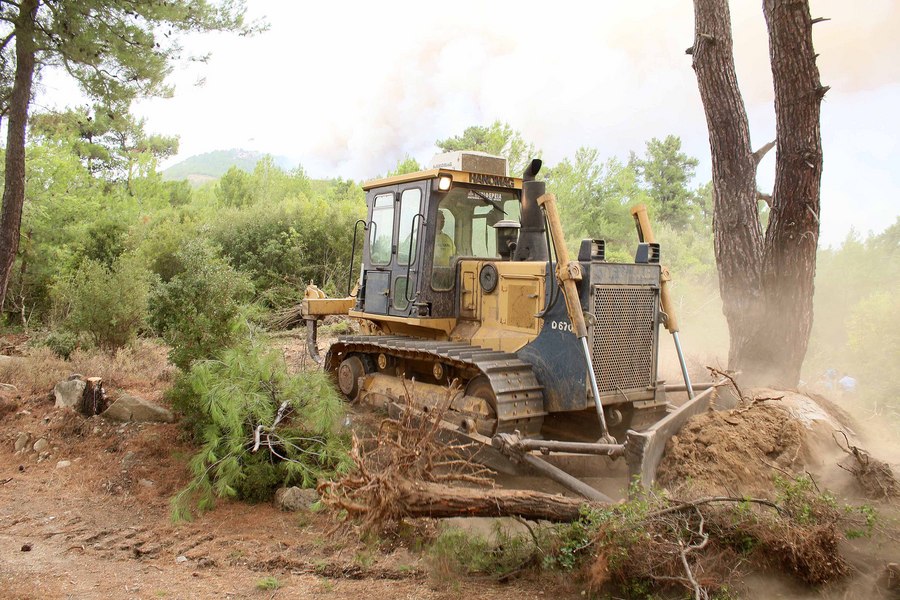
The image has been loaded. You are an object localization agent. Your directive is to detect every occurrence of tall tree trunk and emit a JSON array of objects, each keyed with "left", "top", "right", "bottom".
[
  {"left": 0, "top": 0, "right": 38, "bottom": 313},
  {"left": 756, "top": 0, "right": 824, "bottom": 386},
  {"left": 691, "top": 0, "right": 823, "bottom": 387},
  {"left": 690, "top": 0, "right": 766, "bottom": 375}
]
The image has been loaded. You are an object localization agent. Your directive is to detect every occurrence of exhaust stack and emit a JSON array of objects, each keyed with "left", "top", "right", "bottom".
[{"left": 513, "top": 159, "right": 549, "bottom": 261}]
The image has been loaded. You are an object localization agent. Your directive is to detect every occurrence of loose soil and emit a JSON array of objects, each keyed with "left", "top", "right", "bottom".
[
  {"left": 0, "top": 336, "right": 578, "bottom": 600},
  {"left": 2, "top": 333, "right": 898, "bottom": 599},
  {"left": 657, "top": 398, "right": 807, "bottom": 497},
  {"left": 657, "top": 387, "right": 900, "bottom": 502}
]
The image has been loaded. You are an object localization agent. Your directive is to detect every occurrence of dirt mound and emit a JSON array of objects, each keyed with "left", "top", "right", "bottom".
[
  {"left": 657, "top": 399, "right": 807, "bottom": 497},
  {"left": 657, "top": 388, "right": 900, "bottom": 501}
]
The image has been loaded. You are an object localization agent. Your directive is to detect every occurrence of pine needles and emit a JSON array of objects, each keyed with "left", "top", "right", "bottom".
[{"left": 170, "top": 340, "right": 352, "bottom": 520}]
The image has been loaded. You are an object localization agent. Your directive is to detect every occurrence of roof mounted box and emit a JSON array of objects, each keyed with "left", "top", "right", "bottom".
[{"left": 429, "top": 151, "right": 508, "bottom": 177}]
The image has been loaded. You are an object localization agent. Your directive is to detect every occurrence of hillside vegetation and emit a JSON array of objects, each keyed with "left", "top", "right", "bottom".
[
  {"left": 161, "top": 148, "right": 293, "bottom": 183},
  {"left": 3, "top": 119, "right": 897, "bottom": 432}
]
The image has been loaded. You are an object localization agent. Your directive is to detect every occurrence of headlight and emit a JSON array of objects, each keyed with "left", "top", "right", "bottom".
[{"left": 437, "top": 175, "right": 452, "bottom": 191}]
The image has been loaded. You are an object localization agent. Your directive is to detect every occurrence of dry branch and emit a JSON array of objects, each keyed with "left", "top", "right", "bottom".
[
  {"left": 833, "top": 431, "right": 898, "bottom": 499},
  {"left": 270, "top": 304, "right": 305, "bottom": 330},
  {"left": 317, "top": 382, "right": 860, "bottom": 597}
]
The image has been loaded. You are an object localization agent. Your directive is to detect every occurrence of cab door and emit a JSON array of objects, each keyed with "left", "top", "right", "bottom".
[
  {"left": 363, "top": 188, "right": 396, "bottom": 314},
  {"left": 362, "top": 183, "right": 426, "bottom": 316},
  {"left": 389, "top": 184, "right": 425, "bottom": 316}
]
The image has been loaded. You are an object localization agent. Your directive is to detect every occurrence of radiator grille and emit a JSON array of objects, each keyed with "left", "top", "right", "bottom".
[{"left": 591, "top": 285, "right": 657, "bottom": 393}]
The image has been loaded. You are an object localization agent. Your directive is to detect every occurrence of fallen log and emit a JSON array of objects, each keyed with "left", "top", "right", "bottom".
[{"left": 380, "top": 480, "right": 585, "bottom": 522}]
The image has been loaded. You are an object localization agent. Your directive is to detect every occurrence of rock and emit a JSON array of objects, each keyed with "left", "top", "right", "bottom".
[
  {"left": 121, "top": 451, "right": 137, "bottom": 471},
  {"left": 877, "top": 563, "right": 900, "bottom": 593},
  {"left": 14, "top": 432, "right": 30, "bottom": 453},
  {"left": 0, "top": 396, "right": 17, "bottom": 419},
  {"left": 53, "top": 379, "right": 86, "bottom": 410},
  {"left": 32, "top": 438, "right": 49, "bottom": 453},
  {"left": 138, "top": 479, "right": 155, "bottom": 488},
  {"left": 175, "top": 555, "right": 188, "bottom": 564},
  {"left": 56, "top": 460, "right": 71, "bottom": 469},
  {"left": 20, "top": 543, "right": 31, "bottom": 552},
  {"left": 274, "top": 486, "right": 319, "bottom": 511},
  {"left": 102, "top": 394, "right": 174, "bottom": 423},
  {"left": 0, "top": 355, "right": 24, "bottom": 369}
]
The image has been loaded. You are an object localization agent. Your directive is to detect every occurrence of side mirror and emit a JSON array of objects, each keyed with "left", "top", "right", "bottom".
[{"left": 494, "top": 220, "right": 521, "bottom": 260}]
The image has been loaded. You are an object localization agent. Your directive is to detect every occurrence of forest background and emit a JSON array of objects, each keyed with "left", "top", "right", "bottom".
[{"left": 3, "top": 116, "right": 896, "bottom": 428}]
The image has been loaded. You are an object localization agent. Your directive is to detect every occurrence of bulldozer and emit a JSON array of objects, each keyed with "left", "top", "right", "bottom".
[{"left": 301, "top": 151, "right": 722, "bottom": 501}]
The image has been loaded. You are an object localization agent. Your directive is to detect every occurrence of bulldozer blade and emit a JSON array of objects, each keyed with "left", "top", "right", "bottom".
[{"left": 624, "top": 381, "right": 736, "bottom": 490}]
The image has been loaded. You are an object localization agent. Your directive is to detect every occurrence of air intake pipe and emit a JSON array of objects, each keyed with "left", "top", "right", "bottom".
[{"left": 513, "top": 159, "right": 550, "bottom": 261}]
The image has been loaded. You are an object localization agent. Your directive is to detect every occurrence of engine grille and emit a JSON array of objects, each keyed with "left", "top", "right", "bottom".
[{"left": 590, "top": 285, "right": 657, "bottom": 393}]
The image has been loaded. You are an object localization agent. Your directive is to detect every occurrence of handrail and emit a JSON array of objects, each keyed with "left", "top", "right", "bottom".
[
  {"left": 347, "top": 219, "right": 368, "bottom": 297},
  {"left": 536, "top": 206, "right": 560, "bottom": 318},
  {"left": 404, "top": 213, "right": 425, "bottom": 305}
]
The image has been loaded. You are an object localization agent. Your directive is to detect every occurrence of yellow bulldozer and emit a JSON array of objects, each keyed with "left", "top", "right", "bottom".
[{"left": 301, "top": 151, "right": 722, "bottom": 501}]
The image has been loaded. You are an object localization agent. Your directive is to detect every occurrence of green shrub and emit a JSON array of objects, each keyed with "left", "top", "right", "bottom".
[
  {"left": 170, "top": 340, "right": 351, "bottom": 520},
  {"left": 255, "top": 576, "right": 280, "bottom": 591},
  {"left": 42, "top": 330, "right": 79, "bottom": 360},
  {"left": 79, "top": 216, "right": 128, "bottom": 267},
  {"left": 149, "top": 238, "right": 254, "bottom": 369},
  {"left": 209, "top": 194, "right": 363, "bottom": 307},
  {"left": 135, "top": 216, "right": 197, "bottom": 283},
  {"left": 428, "top": 524, "right": 535, "bottom": 580},
  {"left": 53, "top": 254, "right": 151, "bottom": 351}
]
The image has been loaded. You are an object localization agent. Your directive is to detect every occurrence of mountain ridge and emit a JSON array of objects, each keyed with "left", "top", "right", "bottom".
[{"left": 161, "top": 149, "right": 294, "bottom": 184}]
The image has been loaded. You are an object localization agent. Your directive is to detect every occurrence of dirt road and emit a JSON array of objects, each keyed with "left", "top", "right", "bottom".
[{"left": 0, "top": 397, "right": 569, "bottom": 600}]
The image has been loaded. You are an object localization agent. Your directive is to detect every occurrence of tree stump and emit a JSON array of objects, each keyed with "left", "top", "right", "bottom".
[{"left": 77, "top": 377, "right": 107, "bottom": 416}]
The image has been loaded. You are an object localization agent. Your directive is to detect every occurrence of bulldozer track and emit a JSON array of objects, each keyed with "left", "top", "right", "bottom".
[{"left": 326, "top": 335, "right": 546, "bottom": 437}]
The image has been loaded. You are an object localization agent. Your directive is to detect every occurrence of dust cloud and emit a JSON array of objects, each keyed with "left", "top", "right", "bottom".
[{"left": 658, "top": 276, "right": 899, "bottom": 473}]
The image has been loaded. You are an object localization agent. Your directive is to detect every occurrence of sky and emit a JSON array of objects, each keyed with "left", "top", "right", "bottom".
[{"left": 38, "top": 0, "right": 900, "bottom": 247}]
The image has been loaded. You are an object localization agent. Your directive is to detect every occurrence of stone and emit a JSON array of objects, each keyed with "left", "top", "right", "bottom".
[
  {"left": 102, "top": 394, "right": 174, "bottom": 423},
  {"left": 56, "top": 460, "right": 71, "bottom": 469},
  {"left": 0, "top": 397, "right": 17, "bottom": 419},
  {"left": 274, "top": 486, "right": 319, "bottom": 511},
  {"left": 175, "top": 555, "right": 188, "bottom": 564},
  {"left": 0, "top": 355, "right": 23, "bottom": 369},
  {"left": 138, "top": 479, "right": 155, "bottom": 488},
  {"left": 877, "top": 563, "right": 900, "bottom": 593},
  {"left": 53, "top": 379, "right": 86, "bottom": 410},
  {"left": 32, "top": 438, "right": 49, "bottom": 453},
  {"left": 121, "top": 451, "right": 137, "bottom": 471},
  {"left": 14, "top": 432, "right": 30, "bottom": 453}
]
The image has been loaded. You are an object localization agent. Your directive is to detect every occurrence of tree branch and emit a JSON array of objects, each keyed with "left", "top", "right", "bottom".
[
  {"left": 752, "top": 139, "right": 776, "bottom": 165},
  {"left": 679, "top": 507, "right": 710, "bottom": 600},
  {"left": 0, "top": 30, "right": 14, "bottom": 51},
  {"left": 649, "top": 495, "right": 783, "bottom": 519}
]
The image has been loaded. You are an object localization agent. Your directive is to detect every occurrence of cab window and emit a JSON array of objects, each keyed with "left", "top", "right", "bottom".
[
  {"left": 369, "top": 193, "right": 393, "bottom": 265},
  {"left": 397, "top": 188, "right": 422, "bottom": 267},
  {"left": 431, "top": 187, "right": 520, "bottom": 291}
]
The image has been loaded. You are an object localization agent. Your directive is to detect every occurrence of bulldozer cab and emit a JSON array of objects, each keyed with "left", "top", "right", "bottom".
[{"left": 357, "top": 157, "right": 522, "bottom": 320}]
